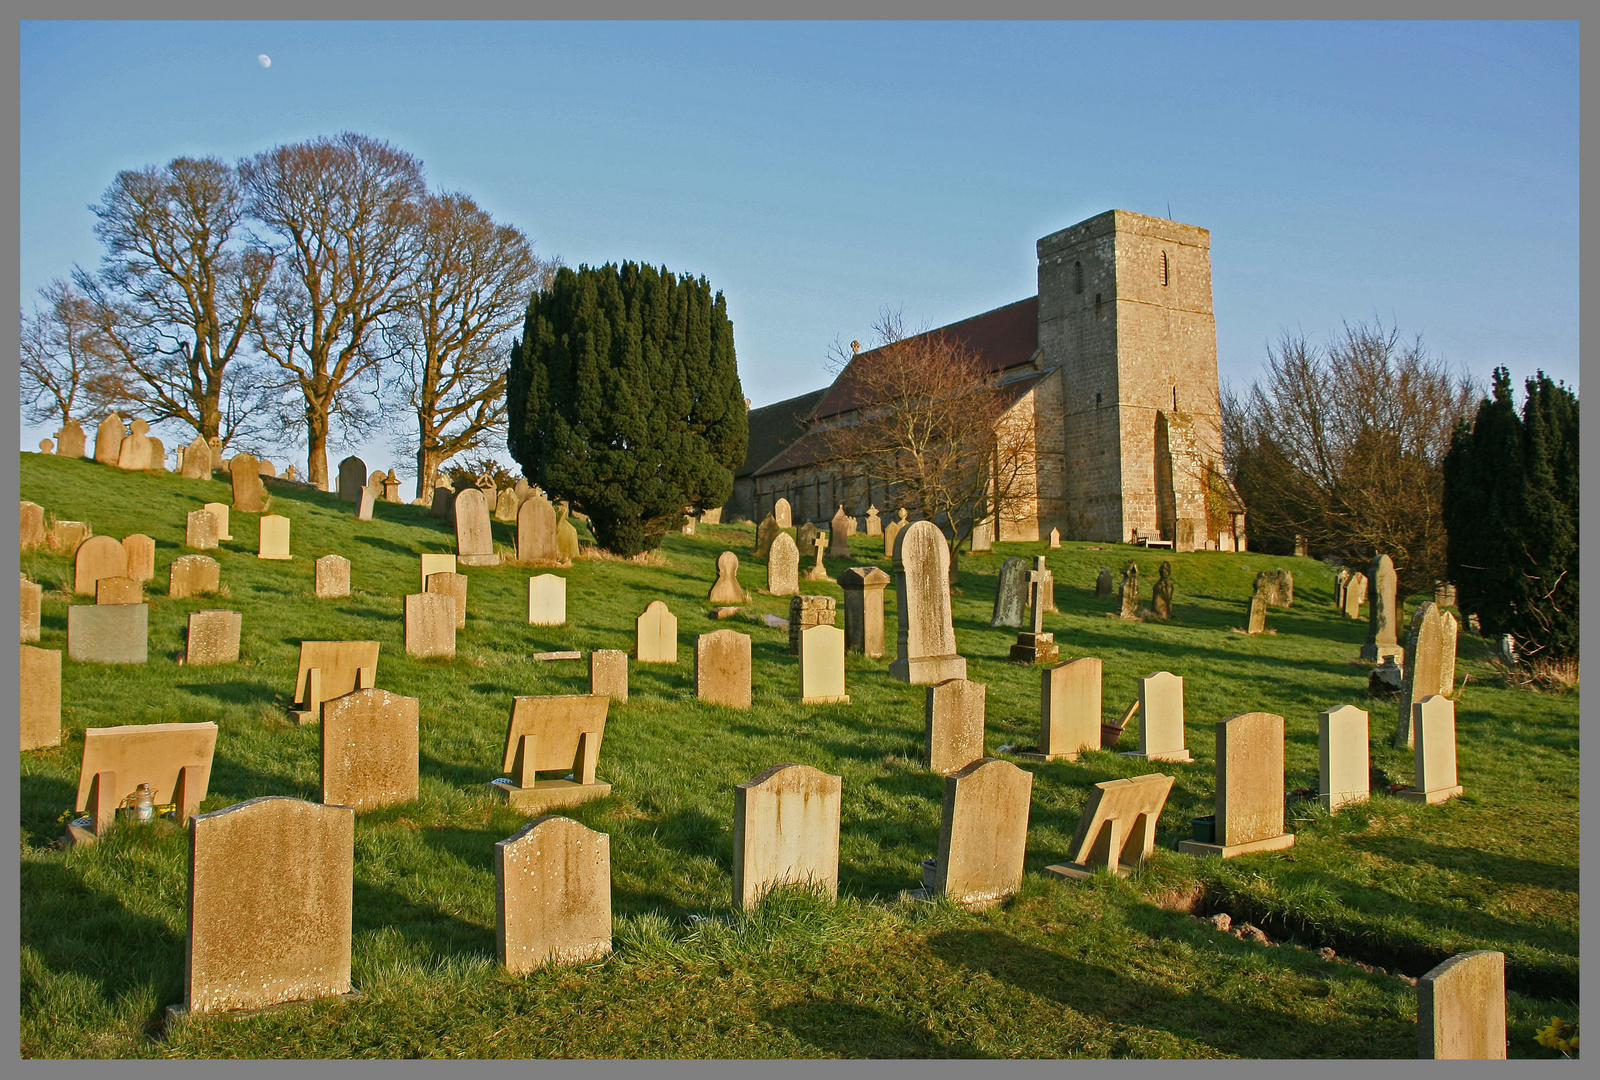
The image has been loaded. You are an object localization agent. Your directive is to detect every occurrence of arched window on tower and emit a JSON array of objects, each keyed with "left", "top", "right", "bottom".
[
  {"left": 1074, "top": 261, "right": 1084, "bottom": 294},
  {"left": 1160, "top": 250, "right": 1170, "bottom": 287}
]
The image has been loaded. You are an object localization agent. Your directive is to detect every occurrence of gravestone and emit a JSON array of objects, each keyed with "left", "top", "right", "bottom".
[
  {"left": 1434, "top": 582, "right": 1458, "bottom": 608},
  {"left": 1417, "top": 951, "right": 1506, "bottom": 1059},
  {"left": 1334, "top": 567, "right": 1351, "bottom": 611},
  {"left": 20, "top": 645, "right": 61, "bottom": 751},
  {"left": 1244, "top": 588, "right": 1268, "bottom": 634},
  {"left": 426, "top": 571, "right": 468, "bottom": 629},
  {"left": 695, "top": 629, "right": 752, "bottom": 709},
  {"left": 796, "top": 522, "right": 820, "bottom": 560},
  {"left": 1174, "top": 519, "right": 1195, "bottom": 553},
  {"left": 1254, "top": 569, "right": 1294, "bottom": 607},
  {"left": 1049, "top": 527, "right": 1060, "bottom": 548},
  {"left": 555, "top": 507, "right": 580, "bottom": 561},
  {"left": 588, "top": 649, "right": 628, "bottom": 702},
  {"left": 1123, "top": 671, "right": 1192, "bottom": 762},
  {"left": 1361, "top": 553, "right": 1402, "bottom": 661},
  {"left": 1118, "top": 562, "right": 1140, "bottom": 619},
  {"left": 925, "top": 758, "right": 1032, "bottom": 910},
  {"left": 419, "top": 553, "right": 455, "bottom": 596},
  {"left": 315, "top": 554, "right": 351, "bottom": 598},
  {"left": 865, "top": 505, "right": 881, "bottom": 536},
  {"left": 766, "top": 532, "right": 799, "bottom": 596},
  {"left": 493, "top": 488, "right": 518, "bottom": 522},
  {"left": 1177, "top": 712, "right": 1294, "bottom": 858},
  {"left": 72, "top": 721, "right": 217, "bottom": 842},
  {"left": 991, "top": 557, "right": 1029, "bottom": 628},
  {"left": 74, "top": 534, "right": 127, "bottom": 594},
  {"left": 925, "top": 678, "right": 986, "bottom": 775},
  {"left": 185, "top": 510, "right": 219, "bottom": 550},
  {"left": 116, "top": 419, "right": 153, "bottom": 470},
  {"left": 181, "top": 436, "right": 211, "bottom": 479},
  {"left": 93, "top": 412, "right": 124, "bottom": 464},
  {"left": 168, "top": 555, "right": 221, "bottom": 599},
  {"left": 845, "top": 514, "right": 857, "bottom": 537},
  {"left": 1008, "top": 561, "right": 1058, "bottom": 665},
  {"left": 838, "top": 566, "right": 890, "bottom": 658},
  {"left": 405, "top": 593, "right": 456, "bottom": 659},
  {"left": 49, "top": 520, "right": 91, "bottom": 554},
  {"left": 258, "top": 514, "right": 291, "bottom": 560},
  {"left": 21, "top": 576, "right": 42, "bottom": 643},
  {"left": 708, "top": 551, "right": 746, "bottom": 605},
  {"left": 355, "top": 486, "right": 376, "bottom": 521},
  {"left": 1319, "top": 704, "right": 1370, "bottom": 812},
  {"left": 517, "top": 494, "right": 558, "bottom": 563},
  {"left": 368, "top": 470, "right": 385, "bottom": 492},
  {"left": 21, "top": 501, "right": 44, "bottom": 549},
  {"left": 1044, "top": 773, "right": 1175, "bottom": 881},
  {"left": 1019, "top": 657, "right": 1101, "bottom": 762},
  {"left": 1293, "top": 534, "right": 1309, "bottom": 558},
  {"left": 1035, "top": 556, "right": 1057, "bottom": 614},
  {"left": 787, "top": 594, "right": 836, "bottom": 655},
  {"left": 1151, "top": 562, "right": 1174, "bottom": 619},
  {"left": 382, "top": 470, "right": 401, "bottom": 502},
  {"left": 184, "top": 610, "right": 241, "bottom": 666},
  {"left": 803, "top": 531, "right": 831, "bottom": 582},
  {"left": 828, "top": 506, "right": 851, "bottom": 556},
  {"left": 881, "top": 515, "right": 903, "bottom": 561},
  {"left": 454, "top": 488, "right": 499, "bottom": 566},
  {"left": 150, "top": 437, "right": 168, "bottom": 471},
  {"left": 496, "top": 816, "right": 613, "bottom": 972},
  {"left": 732, "top": 763, "right": 841, "bottom": 911},
  {"left": 1095, "top": 567, "right": 1114, "bottom": 597},
  {"left": 798, "top": 624, "right": 849, "bottom": 705},
  {"left": 1395, "top": 601, "right": 1445, "bottom": 748},
  {"left": 336, "top": 456, "right": 367, "bottom": 502},
  {"left": 67, "top": 604, "right": 147, "bottom": 664},
  {"left": 635, "top": 600, "right": 678, "bottom": 663},
  {"left": 1343, "top": 571, "right": 1367, "bottom": 619},
  {"left": 96, "top": 576, "right": 143, "bottom": 605},
  {"left": 38, "top": 438, "right": 52, "bottom": 453},
  {"left": 773, "top": 498, "right": 792, "bottom": 529},
  {"left": 1396, "top": 696, "right": 1463, "bottom": 804},
  {"left": 179, "top": 797, "right": 354, "bottom": 1016},
  {"left": 320, "top": 687, "right": 419, "bottom": 811},
  {"left": 229, "top": 453, "right": 267, "bottom": 512},
  {"left": 204, "top": 501, "right": 232, "bottom": 540},
  {"left": 1439, "top": 610, "right": 1458, "bottom": 701},
  {"left": 753, "top": 513, "right": 781, "bottom": 559},
  {"left": 290, "top": 641, "right": 379, "bottom": 724},
  {"left": 969, "top": 519, "right": 993, "bottom": 552},
  {"left": 888, "top": 520, "right": 966, "bottom": 685},
  {"left": 430, "top": 486, "right": 455, "bottom": 519},
  {"left": 56, "top": 420, "right": 86, "bottom": 459},
  {"left": 528, "top": 574, "right": 566, "bottom": 625},
  {"left": 250, "top": 457, "right": 272, "bottom": 478},
  {"left": 490, "top": 694, "right": 611, "bottom": 811},
  {"left": 122, "top": 534, "right": 155, "bottom": 582}
]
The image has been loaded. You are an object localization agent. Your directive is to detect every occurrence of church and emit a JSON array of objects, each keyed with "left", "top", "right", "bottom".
[{"left": 726, "top": 209, "right": 1247, "bottom": 550}]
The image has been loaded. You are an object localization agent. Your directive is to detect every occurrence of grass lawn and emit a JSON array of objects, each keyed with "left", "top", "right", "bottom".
[{"left": 18, "top": 452, "right": 1579, "bottom": 1059}]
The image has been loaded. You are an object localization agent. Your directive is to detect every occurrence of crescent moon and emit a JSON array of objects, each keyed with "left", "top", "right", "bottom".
[{"left": 258, "top": 54, "right": 272, "bottom": 68}]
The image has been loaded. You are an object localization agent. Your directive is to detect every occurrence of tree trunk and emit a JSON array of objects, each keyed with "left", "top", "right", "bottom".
[
  {"left": 416, "top": 443, "right": 445, "bottom": 501},
  {"left": 306, "top": 407, "right": 330, "bottom": 491}
]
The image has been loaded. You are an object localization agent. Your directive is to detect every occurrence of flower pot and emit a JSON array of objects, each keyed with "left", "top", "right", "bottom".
[
  {"left": 921, "top": 858, "right": 937, "bottom": 891},
  {"left": 1101, "top": 723, "right": 1125, "bottom": 749},
  {"left": 1190, "top": 815, "right": 1216, "bottom": 844}
]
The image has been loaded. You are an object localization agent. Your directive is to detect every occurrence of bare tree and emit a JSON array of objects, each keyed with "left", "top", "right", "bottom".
[
  {"left": 818, "top": 309, "right": 1035, "bottom": 550},
  {"left": 241, "top": 133, "right": 426, "bottom": 489},
  {"left": 20, "top": 278, "right": 134, "bottom": 430},
  {"left": 1222, "top": 319, "right": 1476, "bottom": 592},
  {"left": 75, "top": 156, "right": 273, "bottom": 451},
  {"left": 388, "top": 191, "right": 555, "bottom": 499}
]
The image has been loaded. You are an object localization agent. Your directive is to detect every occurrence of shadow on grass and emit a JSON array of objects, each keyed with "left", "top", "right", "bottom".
[
  {"left": 352, "top": 878, "right": 495, "bottom": 961},
  {"left": 20, "top": 772, "right": 78, "bottom": 848},
  {"left": 177, "top": 680, "right": 279, "bottom": 707},
  {"left": 207, "top": 751, "right": 318, "bottom": 803},
  {"left": 763, "top": 998, "right": 989, "bottom": 1059},
  {"left": 420, "top": 750, "right": 494, "bottom": 791},
  {"left": 1344, "top": 835, "right": 1578, "bottom": 892},
  {"left": 352, "top": 535, "right": 420, "bottom": 556}
]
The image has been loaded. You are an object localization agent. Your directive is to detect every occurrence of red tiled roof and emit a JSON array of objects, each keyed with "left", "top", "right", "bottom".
[{"left": 810, "top": 296, "right": 1039, "bottom": 420}]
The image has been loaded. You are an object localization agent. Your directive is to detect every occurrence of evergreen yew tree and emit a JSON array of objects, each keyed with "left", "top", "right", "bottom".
[
  {"left": 1442, "top": 367, "right": 1579, "bottom": 661},
  {"left": 507, "top": 262, "right": 747, "bottom": 557}
]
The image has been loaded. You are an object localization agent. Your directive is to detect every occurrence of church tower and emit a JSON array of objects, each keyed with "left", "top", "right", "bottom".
[{"left": 1036, "top": 210, "right": 1222, "bottom": 544}]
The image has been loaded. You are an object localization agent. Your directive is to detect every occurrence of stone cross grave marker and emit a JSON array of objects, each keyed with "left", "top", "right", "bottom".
[
  {"left": 496, "top": 816, "right": 613, "bottom": 973},
  {"left": 122, "top": 535, "right": 155, "bottom": 582},
  {"left": 635, "top": 600, "right": 677, "bottom": 662},
  {"left": 56, "top": 420, "right": 86, "bottom": 458},
  {"left": 490, "top": 694, "right": 611, "bottom": 812},
  {"left": 1017, "top": 657, "right": 1101, "bottom": 762},
  {"left": 71, "top": 721, "right": 216, "bottom": 843},
  {"left": 185, "top": 610, "right": 241, "bottom": 666},
  {"left": 798, "top": 623, "right": 849, "bottom": 705},
  {"left": 708, "top": 551, "right": 746, "bottom": 605},
  {"left": 185, "top": 509, "right": 219, "bottom": 550},
  {"left": 21, "top": 500, "right": 44, "bottom": 549},
  {"left": 96, "top": 576, "right": 142, "bottom": 605},
  {"left": 315, "top": 554, "right": 351, "bottom": 598},
  {"left": 21, "top": 575, "right": 42, "bottom": 643},
  {"left": 517, "top": 494, "right": 558, "bottom": 563},
  {"left": 290, "top": 640, "right": 379, "bottom": 724},
  {"left": 21, "top": 645, "right": 61, "bottom": 751},
  {"left": 925, "top": 678, "right": 986, "bottom": 775},
  {"left": 204, "top": 501, "right": 232, "bottom": 540},
  {"left": 766, "top": 531, "right": 799, "bottom": 596},
  {"left": 1417, "top": 951, "right": 1507, "bottom": 1059},
  {"left": 922, "top": 758, "right": 1032, "bottom": 910},
  {"left": 405, "top": 592, "right": 455, "bottom": 659},
  {"left": 1396, "top": 695, "right": 1463, "bottom": 804},
  {"left": 732, "top": 763, "right": 841, "bottom": 911},
  {"left": 1118, "top": 562, "right": 1140, "bottom": 619},
  {"left": 74, "top": 534, "right": 127, "bottom": 594},
  {"left": 828, "top": 505, "right": 851, "bottom": 556},
  {"left": 1044, "top": 773, "right": 1175, "bottom": 882},
  {"left": 426, "top": 571, "right": 468, "bottom": 629},
  {"left": 838, "top": 566, "right": 890, "bottom": 658},
  {"left": 588, "top": 649, "right": 628, "bottom": 702},
  {"left": 1151, "top": 562, "right": 1173, "bottom": 619},
  {"left": 753, "top": 512, "right": 781, "bottom": 559},
  {"left": 169, "top": 555, "right": 220, "bottom": 599},
  {"left": 1008, "top": 561, "right": 1058, "bottom": 665},
  {"left": 67, "top": 603, "right": 148, "bottom": 664},
  {"left": 454, "top": 488, "right": 499, "bottom": 566},
  {"left": 865, "top": 505, "right": 881, "bottom": 536},
  {"left": 889, "top": 520, "right": 966, "bottom": 685},
  {"left": 528, "top": 574, "right": 566, "bottom": 625},
  {"left": 320, "top": 687, "right": 420, "bottom": 812},
  {"left": 1361, "top": 553, "right": 1402, "bottom": 661},
  {"left": 1178, "top": 712, "right": 1295, "bottom": 858},
  {"left": 229, "top": 452, "right": 267, "bottom": 512},
  {"left": 1395, "top": 601, "right": 1445, "bottom": 748},
  {"left": 1036, "top": 555, "right": 1057, "bottom": 614},
  {"left": 178, "top": 796, "right": 354, "bottom": 1017},
  {"left": 1319, "top": 704, "right": 1369, "bottom": 812},
  {"left": 337, "top": 456, "right": 367, "bottom": 502},
  {"left": 1123, "top": 671, "right": 1192, "bottom": 762},
  {"left": 419, "top": 553, "right": 455, "bottom": 596},
  {"left": 695, "top": 629, "right": 752, "bottom": 709},
  {"left": 773, "top": 497, "right": 792, "bottom": 528},
  {"left": 991, "top": 556, "right": 1028, "bottom": 628},
  {"left": 93, "top": 412, "right": 123, "bottom": 464},
  {"left": 1095, "top": 566, "right": 1114, "bottom": 597},
  {"left": 803, "top": 531, "right": 830, "bottom": 582},
  {"left": 258, "top": 514, "right": 291, "bottom": 560}
]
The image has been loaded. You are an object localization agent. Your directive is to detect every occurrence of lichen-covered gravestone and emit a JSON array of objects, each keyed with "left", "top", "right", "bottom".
[
  {"left": 991, "top": 556, "right": 1028, "bottom": 628},
  {"left": 405, "top": 593, "right": 456, "bottom": 658},
  {"left": 230, "top": 452, "right": 268, "bottom": 512},
  {"left": 426, "top": 571, "right": 468, "bottom": 629},
  {"left": 315, "top": 555, "right": 351, "bottom": 598},
  {"left": 320, "top": 687, "right": 420, "bottom": 811},
  {"left": 454, "top": 488, "right": 499, "bottom": 566},
  {"left": 1151, "top": 563, "right": 1173, "bottom": 619},
  {"left": 732, "top": 763, "right": 841, "bottom": 911},
  {"left": 766, "top": 532, "right": 799, "bottom": 596},
  {"left": 517, "top": 494, "right": 558, "bottom": 563},
  {"left": 496, "top": 816, "right": 613, "bottom": 973},
  {"left": 169, "top": 555, "right": 220, "bottom": 599},
  {"left": 122, "top": 535, "right": 155, "bottom": 583},
  {"left": 1118, "top": 562, "right": 1140, "bottom": 619},
  {"left": 181, "top": 436, "right": 211, "bottom": 479},
  {"left": 20, "top": 501, "right": 44, "bottom": 550},
  {"left": 1244, "top": 588, "right": 1267, "bottom": 634},
  {"left": 1417, "top": 951, "right": 1506, "bottom": 1059},
  {"left": 588, "top": 649, "right": 628, "bottom": 702},
  {"left": 695, "top": 629, "right": 752, "bottom": 709},
  {"left": 21, "top": 576, "right": 42, "bottom": 643},
  {"left": 924, "top": 678, "right": 986, "bottom": 775},
  {"left": 753, "top": 512, "right": 781, "bottom": 559},
  {"left": 67, "top": 604, "right": 148, "bottom": 664},
  {"left": 1177, "top": 712, "right": 1294, "bottom": 858},
  {"left": 838, "top": 566, "right": 890, "bottom": 658},
  {"left": 1361, "top": 553, "right": 1402, "bottom": 661},
  {"left": 1095, "top": 567, "right": 1114, "bottom": 597},
  {"left": 888, "top": 521, "right": 966, "bottom": 685},
  {"left": 184, "top": 610, "right": 241, "bottom": 666},
  {"left": 56, "top": 420, "right": 86, "bottom": 459},
  {"left": 185, "top": 510, "right": 219, "bottom": 551},
  {"left": 925, "top": 758, "right": 1032, "bottom": 909}
]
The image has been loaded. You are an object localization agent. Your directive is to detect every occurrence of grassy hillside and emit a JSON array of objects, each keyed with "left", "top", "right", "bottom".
[{"left": 18, "top": 451, "right": 1578, "bottom": 1058}]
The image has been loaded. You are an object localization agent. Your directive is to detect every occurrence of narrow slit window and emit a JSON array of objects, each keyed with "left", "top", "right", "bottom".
[
  {"left": 1074, "top": 261, "right": 1084, "bottom": 294},
  {"left": 1160, "top": 250, "right": 1170, "bottom": 286}
]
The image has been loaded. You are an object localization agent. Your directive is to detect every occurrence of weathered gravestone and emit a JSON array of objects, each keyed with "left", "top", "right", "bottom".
[
  {"left": 493, "top": 488, "right": 518, "bottom": 522},
  {"left": 1319, "top": 704, "right": 1370, "bottom": 812},
  {"left": 71, "top": 721, "right": 217, "bottom": 843},
  {"left": 49, "top": 520, "right": 91, "bottom": 555},
  {"left": 787, "top": 594, "right": 836, "bottom": 655},
  {"left": 798, "top": 624, "right": 849, "bottom": 705},
  {"left": 21, "top": 501, "right": 44, "bottom": 550},
  {"left": 766, "top": 531, "right": 799, "bottom": 596},
  {"left": 1123, "top": 670, "right": 1192, "bottom": 762},
  {"left": 56, "top": 420, "right": 86, "bottom": 459},
  {"left": 732, "top": 763, "right": 841, "bottom": 911},
  {"left": 925, "top": 678, "right": 986, "bottom": 775},
  {"left": 1095, "top": 566, "right": 1114, "bottom": 597},
  {"left": 991, "top": 556, "right": 1029, "bottom": 628},
  {"left": 865, "top": 505, "right": 881, "bottom": 536},
  {"left": 708, "top": 551, "right": 746, "bottom": 605},
  {"left": 367, "top": 470, "right": 385, "bottom": 492},
  {"left": 588, "top": 649, "right": 628, "bottom": 702},
  {"left": 1343, "top": 570, "right": 1367, "bottom": 620},
  {"left": 320, "top": 687, "right": 419, "bottom": 811},
  {"left": 1177, "top": 712, "right": 1294, "bottom": 858},
  {"left": 185, "top": 610, "right": 241, "bottom": 666},
  {"left": 74, "top": 534, "right": 127, "bottom": 594},
  {"left": 1334, "top": 567, "right": 1351, "bottom": 611},
  {"left": 496, "top": 816, "right": 613, "bottom": 973},
  {"left": 1417, "top": 951, "right": 1507, "bottom": 1060},
  {"left": 38, "top": 437, "right": 53, "bottom": 454},
  {"left": 430, "top": 486, "right": 455, "bottom": 519},
  {"left": 528, "top": 574, "right": 566, "bottom": 625},
  {"left": 168, "top": 555, "right": 220, "bottom": 599},
  {"left": 1396, "top": 695, "right": 1463, "bottom": 804},
  {"left": 1244, "top": 588, "right": 1268, "bottom": 634},
  {"left": 635, "top": 600, "right": 678, "bottom": 663},
  {"left": 204, "top": 501, "right": 233, "bottom": 540},
  {"left": 419, "top": 553, "right": 455, "bottom": 596},
  {"left": 381, "top": 470, "right": 401, "bottom": 502},
  {"left": 695, "top": 629, "right": 752, "bottom": 709},
  {"left": 1361, "top": 553, "right": 1402, "bottom": 662},
  {"left": 919, "top": 758, "right": 1032, "bottom": 910},
  {"left": 828, "top": 506, "right": 851, "bottom": 556},
  {"left": 969, "top": 518, "right": 993, "bottom": 552},
  {"left": 315, "top": 554, "right": 351, "bottom": 598},
  {"left": 177, "top": 796, "right": 354, "bottom": 1017},
  {"left": 354, "top": 486, "right": 376, "bottom": 521},
  {"left": 67, "top": 603, "right": 148, "bottom": 664},
  {"left": 555, "top": 506, "right": 580, "bottom": 561},
  {"left": 1049, "top": 527, "right": 1060, "bottom": 548},
  {"left": 489, "top": 695, "right": 611, "bottom": 812},
  {"left": 838, "top": 566, "right": 890, "bottom": 658},
  {"left": 290, "top": 640, "right": 379, "bottom": 724},
  {"left": 1008, "top": 561, "right": 1058, "bottom": 665},
  {"left": 772, "top": 497, "right": 792, "bottom": 529},
  {"left": 888, "top": 520, "right": 966, "bottom": 685},
  {"left": 1395, "top": 601, "right": 1448, "bottom": 748},
  {"left": 20, "top": 645, "right": 61, "bottom": 751},
  {"left": 1254, "top": 569, "right": 1294, "bottom": 607},
  {"left": 1118, "top": 562, "right": 1140, "bottom": 619},
  {"left": 258, "top": 514, "right": 291, "bottom": 560},
  {"left": 405, "top": 593, "right": 456, "bottom": 659},
  {"left": 426, "top": 571, "right": 468, "bottom": 629},
  {"left": 454, "top": 488, "right": 499, "bottom": 566},
  {"left": 229, "top": 453, "right": 268, "bottom": 512},
  {"left": 93, "top": 412, "right": 124, "bottom": 464},
  {"left": 1439, "top": 610, "right": 1458, "bottom": 701},
  {"left": 96, "top": 576, "right": 143, "bottom": 605},
  {"left": 1151, "top": 562, "right": 1174, "bottom": 619},
  {"left": 753, "top": 512, "right": 781, "bottom": 559},
  {"left": 185, "top": 510, "right": 219, "bottom": 551},
  {"left": 1035, "top": 555, "right": 1057, "bottom": 614},
  {"left": 21, "top": 576, "right": 42, "bottom": 643},
  {"left": 122, "top": 534, "right": 155, "bottom": 582},
  {"left": 881, "top": 512, "right": 904, "bottom": 561},
  {"left": 336, "top": 456, "right": 367, "bottom": 502},
  {"left": 181, "top": 436, "right": 211, "bottom": 479},
  {"left": 517, "top": 494, "right": 558, "bottom": 563},
  {"left": 1045, "top": 773, "right": 1175, "bottom": 882},
  {"left": 796, "top": 521, "right": 820, "bottom": 561},
  {"left": 116, "top": 418, "right": 153, "bottom": 471},
  {"left": 1018, "top": 657, "right": 1101, "bottom": 762}
]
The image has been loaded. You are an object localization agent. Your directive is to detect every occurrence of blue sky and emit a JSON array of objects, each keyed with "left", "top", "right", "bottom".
[{"left": 19, "top": 21, "right": 1579, "bottom": 470}]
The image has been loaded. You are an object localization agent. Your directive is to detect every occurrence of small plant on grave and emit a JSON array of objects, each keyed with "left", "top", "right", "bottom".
[{"left": 1534, "top": 1016, "right": 1578, "bottom": 1058}]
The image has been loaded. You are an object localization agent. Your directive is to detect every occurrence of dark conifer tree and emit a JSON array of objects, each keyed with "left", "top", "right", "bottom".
[{"left": 507, "top": 262, "right": 747, "bottom": 556}]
